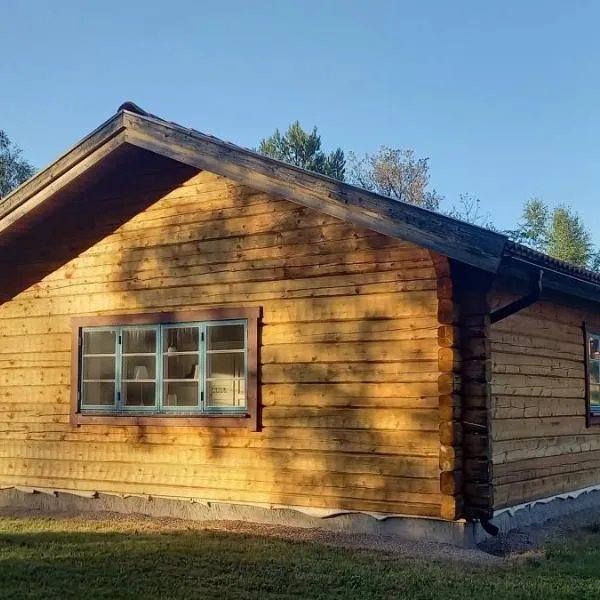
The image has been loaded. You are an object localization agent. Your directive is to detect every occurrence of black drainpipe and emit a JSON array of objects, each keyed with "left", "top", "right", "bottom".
[
  {"left": 490, "top": 269, "right": 544, "bottom": 324},
  {"left": 479, "top": 268, "right": 544, "bottom": 536}
]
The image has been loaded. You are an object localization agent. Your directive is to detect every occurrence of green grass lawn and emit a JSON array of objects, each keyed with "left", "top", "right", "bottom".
[{"left": 1, "top": 516, "right": 600, "bottom": 599}]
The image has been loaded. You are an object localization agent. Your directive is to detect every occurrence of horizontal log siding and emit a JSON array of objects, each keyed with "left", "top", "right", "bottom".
[
  {"left": 490, "top": 290, "right": 600, "bottom": 509},
  {"left": 0, "top": 171, "right": 442, "bottom": 516}
]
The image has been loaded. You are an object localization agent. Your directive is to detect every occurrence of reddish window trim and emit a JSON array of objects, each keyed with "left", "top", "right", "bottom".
[
  {"left": 583, "top": 320, "right": 600, "bottom": 428},
  {"left": 71, "top": 307, "right": 261, "bottom": 431}
]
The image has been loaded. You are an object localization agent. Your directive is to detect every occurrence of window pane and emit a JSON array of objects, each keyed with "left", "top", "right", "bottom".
[
  {"left": 83, "top": 356, "right": 116, "bottom": 380},
  {"left": 207, "top": 324, "right": 245, "bottom": 351},
  {"left": 207, "top": 353, "right": 245, "bottom": 379},
  {"left": 164, "top": 382, "right": 199, "bottom": 407},
  {"left": 207, "top": 379, "right": 246, "bottom": 408},
  {"left": 590, "top": 334, "right": 600, "bottom": 360},
  {"left": 83, "top": 330, "right": 116, "bottom": 355},
  {"left": 164, "top": 355, "right": 199, "bottom": 380},
  {"left": 590, "top": 362, "right": 600, "bottom": 386},
  {"left": 122, "top": 356, "right": 156, "bottom": 380},
  {"left": 591, "top": 385, "right": 600, "bottom": 413},
  {"left": 164, "top": 327, "right": 199, "bottom": 353},
  {"left": 82, "top": 381, "right": 115, "bottom": 406},
  {"left": 123, "top": 328, "right": 156, "bottom": 354},
  {"left": 122, "top": 382, "right": 156, "bottom": 407}
]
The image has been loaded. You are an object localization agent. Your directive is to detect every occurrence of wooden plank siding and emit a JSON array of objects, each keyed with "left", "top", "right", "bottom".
[
  {"left": 0, "top": 170, "right": 444, "bottom": 517},
  {"left": 490, "top": 289, "right": 600, "bottom": 509}
]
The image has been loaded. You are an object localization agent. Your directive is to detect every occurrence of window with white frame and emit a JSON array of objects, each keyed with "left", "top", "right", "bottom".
[{"left": 79, "top": 319, "right": 249, "bottom": 415}]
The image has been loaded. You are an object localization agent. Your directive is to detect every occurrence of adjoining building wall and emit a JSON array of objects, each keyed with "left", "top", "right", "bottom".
[
  {"left": 0, "top": 168, "right": 444, "bottom": 518},
  {"left": 490, "top": 289, "right": 600, "bottom": 509}
]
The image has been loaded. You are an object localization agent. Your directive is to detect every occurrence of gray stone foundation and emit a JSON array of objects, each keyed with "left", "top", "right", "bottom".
[
  {"left": 0, "top": 487, "right": 474, "bottom": 546},
  {"left": 473, "top": 485, "right": 600, "bottom": 544},
  {"left": 5, "top": 485, "right": 600, "bottom": 548}
]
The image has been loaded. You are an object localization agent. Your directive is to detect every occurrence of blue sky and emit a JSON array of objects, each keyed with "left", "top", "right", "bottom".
[{"left": 1, "top": 0, "right": 599, "bottom": 234}]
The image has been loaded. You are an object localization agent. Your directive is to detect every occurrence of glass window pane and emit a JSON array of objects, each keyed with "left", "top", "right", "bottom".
[
  {"left": 122, "top": 382, "right": 156, "bottom": 407},
  {"left": 83, "top": 330, "right": 116, "bottom": 355},
  {"left": 82, "top": 381, "right": 115, "bottom": 406},
  {"left": 83, "top": 356, "right": 116, "bottom": 380},
  {"left": 164, "top": 355, "right": 199, "bottom": 380},
  {"left": 590, "top": 362, "right": 600, "bottom": 386},
  {"left": 207, "top": 353, "right": 245, "bottom": 379},
  {"left": 207, "top": 324, "right": 245, "bottom": 351},
  {"left": 122, "top": 356, "right": 156, "bottom": 380},
  {"left": 590, "top": 334, "right": 600, "bottom": 360},
  {"left": 123, "top": 328, "right": 156, "bottom": 354},
  {"left": 164, "top": 327, "right": 199, "bottom": 353},
  {"left": 591, "top": 385, "right": 600, "bottom": 413},
  {"left": 164, "top": 382, "right": 199, "bottom": 407},
  {"left": 207, "top": 379, "right": 246, "bottom": 408}
]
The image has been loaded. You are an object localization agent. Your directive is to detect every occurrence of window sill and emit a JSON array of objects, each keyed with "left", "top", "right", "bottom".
[{"left": 72, "top": 412, "right": 256, "bottom": 429}]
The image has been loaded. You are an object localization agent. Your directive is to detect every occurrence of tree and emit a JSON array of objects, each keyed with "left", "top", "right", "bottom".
[
  {"left": 347, "top": 147, "right": 442, "bottom": 210},
  {"left": 258, "top": 121, "right": 345, "bottom": 180},
  {"left": 510, "top": 198, "right": 598, "bottom": 269},
  {"left": 0, "top": 130, "right": 35, "bottom": 198},
  {"left": 546, "top": 206, "right": 594, "bottom": 267},
  {"left": 446, "top": 193, "right": 495, "bottom": 229},
  {"left": 509, "top": 197, "right": 549, "bottom": 252}
]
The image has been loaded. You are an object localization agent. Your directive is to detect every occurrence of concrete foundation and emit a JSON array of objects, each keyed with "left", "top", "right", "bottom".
[
  {"left": 473, "top": 485, "right": 600, "bottom": 544},
  {"left": 5, "top": 485, "right": 600, "bottom": 548},
  {"left": 0, "top": 487, "right": 475, "bottom": 547}
]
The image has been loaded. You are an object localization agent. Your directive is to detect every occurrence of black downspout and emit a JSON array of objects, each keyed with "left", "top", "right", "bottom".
[{"left": 490, "top": 269, "right": 544, "bottom": 324}]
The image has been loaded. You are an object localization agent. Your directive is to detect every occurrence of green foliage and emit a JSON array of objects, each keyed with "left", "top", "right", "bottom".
[
  {"left": 258, "top": 121, "right": 345, "bottom": 180},
  {"left": 509, "top": 198, "right": 598, "bottom": 270},
  {"left": 547, "top": 206, "right": 593, "bottom": 267},
  {"left": 0, "top": 130, "right": 35, "bottom": 199},
  {"left": 348, "top": 147, "right": 442, "bottom": 210},
  {"left": 510, "top": 198, "right": 549, "bottom": 252}
]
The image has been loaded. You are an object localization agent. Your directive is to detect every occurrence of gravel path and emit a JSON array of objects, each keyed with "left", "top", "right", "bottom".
[
  {"left": 6, "top": 505, "right": 600, "bottom": 566},
  {"left": 480, "top": 504, "right": 600, "bottom": 556},
  {"left": 196, "top": 519, "right": 503, "bottom": 566},
  {"left": 0, "top": 508, "right": 502, "bottom": 567}
]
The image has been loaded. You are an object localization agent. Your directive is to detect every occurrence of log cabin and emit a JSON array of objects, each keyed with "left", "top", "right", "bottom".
[{"left": 0, "top": 102, "right": 599, "bottom": 543}]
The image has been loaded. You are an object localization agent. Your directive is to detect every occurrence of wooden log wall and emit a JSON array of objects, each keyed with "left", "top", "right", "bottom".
[
  {"left": 0, "top": 169, "right": 445, "bottom": 517},
  {"left": 490, "top": 289, "right": 600, "bottom": 509},
  {"left": 431, "top": 255, "right": 462, "bottom": 520}
]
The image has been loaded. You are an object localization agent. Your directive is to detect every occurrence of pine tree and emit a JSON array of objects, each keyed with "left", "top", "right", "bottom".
[{"left": 258, "top": 121, "right": 345, "bottom": 180}]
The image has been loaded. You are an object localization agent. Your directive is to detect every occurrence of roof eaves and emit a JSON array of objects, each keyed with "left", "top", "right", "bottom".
[
  {"left": 121, "top": 107, "right": 508, "bottom": 272},
  {"left": 505, "top": 240, "right": 600, "bottom": 287},
  {"left": 0, "top": 111, "right": 127, "bottom": 221}
]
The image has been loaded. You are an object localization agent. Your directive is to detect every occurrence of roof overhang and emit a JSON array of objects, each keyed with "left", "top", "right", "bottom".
[
  {"left": 0, "top": 105, "right": 507, "bottom": 272},
  {"left": 1, "top": 103, "right": 598, "bottom": 306}
]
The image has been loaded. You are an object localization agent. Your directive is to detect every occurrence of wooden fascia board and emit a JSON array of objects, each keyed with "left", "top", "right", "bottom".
[
  {"left": 0, "top": 130, "right": 129, "bottom": 238},
  {"left": 122, "top": 112, "right": 507, "bottom": 273},
  {"left": 498, "top": 256, "right": 600, "bottom": 306},
  {"left": 0, "top": 112, "right": 127, "bottom": 222},
  {"left": 0, "top": 108, "right": 508, "bottom": 273}
]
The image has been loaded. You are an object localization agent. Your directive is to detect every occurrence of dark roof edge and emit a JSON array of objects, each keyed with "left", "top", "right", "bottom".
[
  {"left": 0, "top": 111, "right": 126, "bottom": 221},
  {"left": 505, "top": 240, "right": 600, "bottom": 286},
  {"left": 121, "top": 107, "right": 508, "bottom": 271},
  {"left": 1, "top": 101, "right": 598, "bottom": 302}
]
